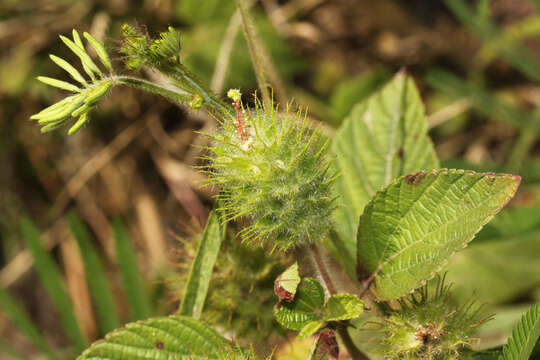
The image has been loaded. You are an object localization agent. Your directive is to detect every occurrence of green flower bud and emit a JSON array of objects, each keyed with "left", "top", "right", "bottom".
[{"left": 203, "top": 99, "right": 337, "bottom": 251}]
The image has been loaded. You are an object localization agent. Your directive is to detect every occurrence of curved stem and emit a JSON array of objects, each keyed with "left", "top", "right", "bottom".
[
  {"left": 337, "top": 326, "right": 370, "bottom": 360},
  {"left": 116, "top": 76, "right": 192, "bottom": 104}
]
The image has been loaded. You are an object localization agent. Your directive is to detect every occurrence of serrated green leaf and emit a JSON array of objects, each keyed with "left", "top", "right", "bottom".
[
  {"left": 60, "top": 34, "right": 102, "bottom": 80},
  {"left": 299, "top": 321, "right": 324, "bottom": 339},
  {"left": 68, "top": 212, "right": 121, "bottom": 333},
  {"left": 37, "top": 76, "right": 80, "bottom": 92},
  {"left": 357, "top": 169, "right": 520, "bottom": 301},
  {"left": 500, "top": 304, "right": 540, "bottom": 360},
  {"left": 274, "top": 278, "right": 325, "bottom": 331},
  {"left": 113, "top": 218, "right": 151, "bottom": 321},
  {"left": 179, "top": 210, "right": 225, "bottom": 319},
  {"left": 49, "top": 54, "right": 88, "bottom": 86},
  {"left": 76, "top": 315, "right": 245, "bottom": 359},
  {"left": 19, "top": 217, "right": 87, "bottom": 352},
  {"left": 83, "top": 32, "right": 112, "bottom": 71},
  {"left": 274, "top": 262, "right": 301, "bottom": 301},
  {"left": 331, "top": 72, "right": 439, "bottom": 274},
  {"left": 323, "top": 294, "right": 363, "bottom": 322}
]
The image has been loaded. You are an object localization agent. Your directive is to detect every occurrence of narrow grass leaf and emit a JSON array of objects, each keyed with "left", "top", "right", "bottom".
[
  {"left": 68, "top": 212, "right": 121, "bottom": 334},
  {"left": 19, "top": 216, "right": 87, "bottom": 352},
  {"left": 113, "top": 218, "right": 151, "bottom": 320},
  {"left": 179, "top": 210, "right": 225, "bottom": 319},
  {"left": 0, "top": 287, "right": 54, "bottom": 359}
]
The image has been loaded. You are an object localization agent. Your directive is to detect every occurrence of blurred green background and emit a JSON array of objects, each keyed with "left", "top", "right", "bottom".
[{"left": 2, "top": 0, "right": 540, "bottom": 358}]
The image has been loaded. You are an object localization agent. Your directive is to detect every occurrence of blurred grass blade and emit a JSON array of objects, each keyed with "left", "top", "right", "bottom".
[
  {"left": 179, "top": 210, "right": 225, "bottom": 319},
  {"left": 0, "top": 287, "right": 54, "bottom": 359},
  {"left": 113, "top": 218, "right": 151, "bottom": 320},
  {"left": 0, "top": 338, "right": 30, "bottom": 360},
  {"left": 445, "top": 0, "right": 540, "bottom": 82},
  {"left": 425, "top": 69, "right": 539, "bottom": 133},
  {"left": 68, "top": 212, "right": 121, "bottom": 334},
  {"left": 19, "top": 216, "right": 87, "bottom": 352}
]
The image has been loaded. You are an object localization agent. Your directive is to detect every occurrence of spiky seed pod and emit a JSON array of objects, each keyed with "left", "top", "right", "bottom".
[
  {"left": 372, "top": 276, "right": 489, "bottom": 359},
  {"left": 203, "top": 97, "right": 337, "bottom": 252}
]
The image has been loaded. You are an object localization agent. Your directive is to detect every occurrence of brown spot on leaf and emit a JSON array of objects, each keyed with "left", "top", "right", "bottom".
[
  {"left": 397, "top": 148, "right": 404, "bottom": 158},
  {"left": 155, "top": 341, "right": 164, "bottom": 350},
  {"left": 405, "top": 171, "right": 425, "bottom": 186}
]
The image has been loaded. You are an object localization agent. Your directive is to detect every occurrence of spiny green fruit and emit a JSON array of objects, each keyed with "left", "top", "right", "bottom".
[
  {"left": 372, "top": 277, "right": 488, "bottom": 359},
  {"left": 202, "top": 93, "right": 337, "bottom": 251}
]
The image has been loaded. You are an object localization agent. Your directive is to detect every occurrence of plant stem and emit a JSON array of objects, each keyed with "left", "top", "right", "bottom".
[
  {"left": 237, "top": 0, "right": 272, "bottom": 109},
  {"left": 116, "top": 76, "right": 192, "bottom": 104},
  {"left": 337, "top": 326, "right": 370, "bottom": 360},
  {"left": 303, "top": 243, "right": 369, "bottom": 359}
]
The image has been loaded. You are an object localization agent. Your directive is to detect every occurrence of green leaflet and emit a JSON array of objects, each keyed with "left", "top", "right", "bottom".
[
  {"left": 331, "top": 72, "right": 439, "bottom": 274},
  {"left": 357, "top": 169, "right": 520, "bottom": 301},
  {"left": 274, "top": 278, "right": 325, "bottom": 331},
  {"left": 274, "top": 262, "right": 301, "bottom": 301},
  {"left": 179, "top": 210, "right": 225, "bottom": 319},
  {"left": 76, "top": 315, "right": 246, "bottom": 360},
  {"left": 274, "top": 278, "right": 363, "bottom": 338},
  {"left": 323, "top": 294, "right": 363, "bottom": 322},
  {"left": 500, "top": 304, "right": 540, "bottom": 360}
]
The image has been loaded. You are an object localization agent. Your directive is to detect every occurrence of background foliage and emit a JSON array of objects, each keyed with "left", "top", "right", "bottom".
[{"left": 2, "top": 0, "right": 540, "bottom": 358}]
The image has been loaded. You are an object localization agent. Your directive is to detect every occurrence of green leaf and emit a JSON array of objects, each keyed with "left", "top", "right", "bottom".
[
  {"left": 274, "top": 262, "right": 301, "bottom": 302},
  {"left": 500, "top": 304, "right": 540, "bottom": 360},
  {"left": 68, "top": 212, "right": 121, "bottom": 334},
  {"left": 357, "top": 169, "right": 520, "bottom": 301},
  {"left": 331, "top": 71, "right": 439, "bottom": 274},
  {"left": 68, "top": 112, "right": 89, "bottom": 135},
  {"left": 299, "top": 321, "right": 324, "bottom": 339},
  {"left": 60, "top": 34, "right": 102, "bottom": 80},
  {"left": 0, "top": 287, "right": 54, "bottom": 359},
  {"left": 179, "top": 210, "right": 225, "bottom": 319},
  {"left": 113, "top": 218, "right": 151, "bottom": 320},
  {"left": 37, "top": 76, "right": 81, "bottom": 92},
  {"left": 274, "top": 278, "right": 325, "bottom": 331},
  {"left": 19, "top": 216, "right": 87, "bottom": 352},
  {"left": 77, "top": 315, "right": 245, "bottom": 359},
  {"left": 49, "top": 54, "right": 88, "bottom": 86},
  {"left": 83, "top": 32, "right": 112, "bottom": 71},
  {"left": 323, "top": 294, "right": 363, "bottom": 322},
  {"left": 306, "top": 335, "right": 330, "bottom": 360}
]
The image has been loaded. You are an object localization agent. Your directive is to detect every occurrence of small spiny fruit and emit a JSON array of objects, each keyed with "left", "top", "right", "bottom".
[
  {"left": 372, "top": 276, "right": 488, "bottom": 359},
  {"left": 202, "top": 91, "right": 337, "bottom": 252}
]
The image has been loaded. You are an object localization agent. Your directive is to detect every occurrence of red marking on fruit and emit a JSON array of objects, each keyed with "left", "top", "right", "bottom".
[{"left": 234, "top": 99, "right": 247, "bottom": 141}]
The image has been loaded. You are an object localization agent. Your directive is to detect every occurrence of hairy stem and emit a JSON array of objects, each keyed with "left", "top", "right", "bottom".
[
  {"left": 237, "top": 0, "right": 272, "bottom": 109},
  {"left": 337, "top": 326, "right": 370, "bottom": 360},
  {"left": 116, "top": 76, "right": 192, "bottom": 104}
]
